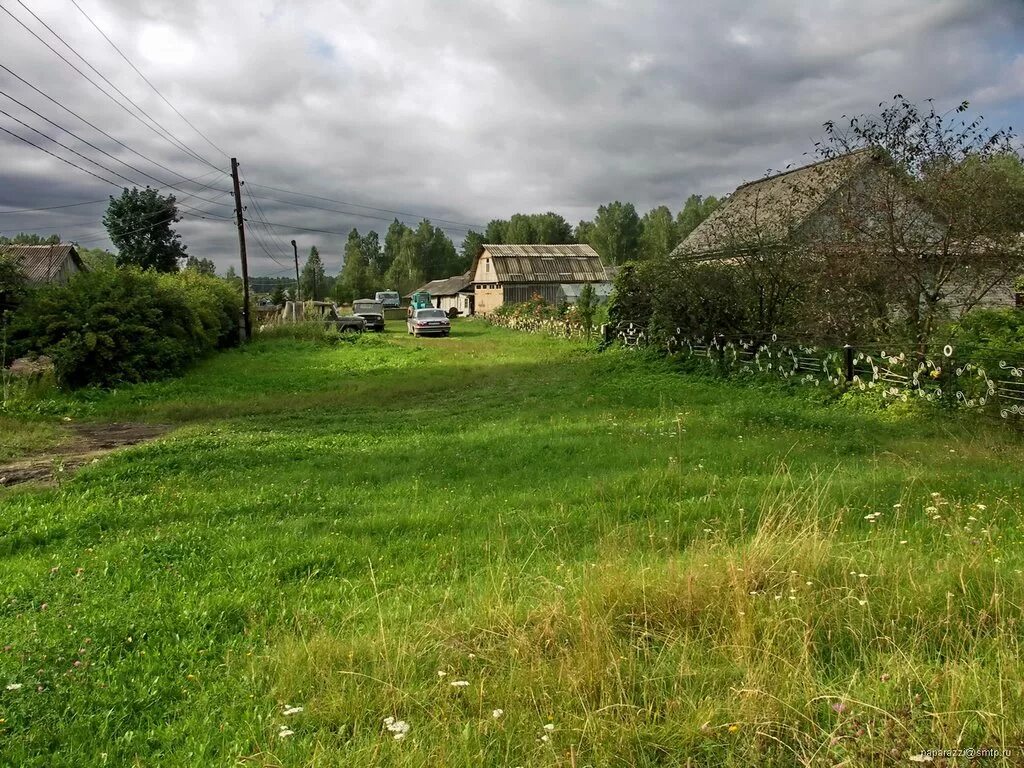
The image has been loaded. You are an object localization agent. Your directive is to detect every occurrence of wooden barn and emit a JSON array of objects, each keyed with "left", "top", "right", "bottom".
[
  {"left": 0, "top": 243, "right": 86, "bottom": 285},
  {"left": 471, "top": 244, "right": 610, "bottom": 314}
]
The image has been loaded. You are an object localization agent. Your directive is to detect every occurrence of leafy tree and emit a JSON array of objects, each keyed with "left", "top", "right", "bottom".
[
  {"left": 383, "top": 219, "right": 460, "bottom": 294},
  {"left": 77, "top": 247, "right": 116, "bottom": 271},
  {"left": 532, "top": 212, "right": 574, "bottom": 244},
  {"left": 184, "top": 255, "right": 217, "bottom": 276},
  {"left": 484, "top": 219, "right": 508, "bottom": 244},
  {"left": 360, "top": 231, "right": 382, "bottom": 278},
  {"left": 269, "top": 285, "right": 286, "bottom": 306},
  {"left": 0, "top": 251, "right": 27, "bottom": 312},
  {"left": 337, "top": 229, "right": 375, "bottom": 302},
  {"left": 385, "top": 230, "right": 425, "bottom": 295},
  {"left": 588, "top": 201, "right": 642, "bottom": 265},
  {"left": 0, "top": 232, "right": 61, "bottom": 246},
  {"left": 480, "top": 213, "right": 574, "bottom": 245},
  {"left": 574, "top": 219, "right": 595, "bottom": 244},
  {"left": 461, "top": 230, "right": 486, "bottom": 268},
  {"left": 809, "top": 96, "right": 1024, "bottom": 351},
  {"left": 381, "top": 219, "right": 410, "bottom": 279},
  {"left": 300, "top": 246, "right": 326, "bottom": 300},
  {"left": 639, "top": 205, "right": 679, "bottom": 260},
  {"left": 103, "top": 187, "right": 187, "bottom": 272},
  {"left": 576, "top": 282, "right": 599, "bottom": 339},
  {"left": 676, "top": 194, "right": 720, "bottom": 240},
  {"left": 224, "top": 265, "right": 242, "bottom": 289}
]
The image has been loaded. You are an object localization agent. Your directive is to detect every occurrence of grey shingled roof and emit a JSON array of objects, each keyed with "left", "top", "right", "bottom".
[
  {"left": 480, "top": 243, "right": 609, "bottom": 282},
  {"left": 0, "top": 243, "right": 84, "bottom": 283},
  {"left": 671, "top": 149, "right": 880, "bottom": 258},
  {"left": 409, "top": 271, "right": 474, "bottom": 297}
]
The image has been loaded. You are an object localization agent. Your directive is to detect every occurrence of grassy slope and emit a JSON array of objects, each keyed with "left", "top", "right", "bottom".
[{"left": 1, "top": 320, "right": 1022, "bottom": 766}]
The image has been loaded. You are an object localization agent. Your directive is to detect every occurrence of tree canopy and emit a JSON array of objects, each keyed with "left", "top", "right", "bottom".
[{"left": 103, "top": 187, "right": 187, "bottom": 272}]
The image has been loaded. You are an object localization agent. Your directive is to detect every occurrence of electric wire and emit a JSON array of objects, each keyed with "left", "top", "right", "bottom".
[
  {"left": 0, "top": 88, "right": 235, "bottom": 210},
  {"left": 244, "top": 183, "right": 485, "bottom": 231},
  {"left": 12, "top": 0, "right": 220, "bottom": 170},
  {"left": 0, "top": 64, "right": 230, "bottom": 194},
  {"left": 0, "top": 0, "right": 219, "bottom": 171},
  {"left": 67, "top": 0, "right": 228, "bottom": 158}
]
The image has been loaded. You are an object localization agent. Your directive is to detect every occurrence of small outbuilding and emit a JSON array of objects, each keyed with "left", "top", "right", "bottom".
[
  {"left": 0, "top": 243, "right": 86, "bottom": 285},
  {"left": 407, "top": 271, "right": 475, "bottom": 316}
]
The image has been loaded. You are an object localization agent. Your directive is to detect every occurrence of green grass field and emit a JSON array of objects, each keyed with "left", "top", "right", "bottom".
[{"left": 1, "top": 320, "right": 1023, "bottom": 766}]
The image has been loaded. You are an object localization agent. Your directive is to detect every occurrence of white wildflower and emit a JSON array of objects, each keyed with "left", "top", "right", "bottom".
[
  {"left": 858, "top": 600, "right": 868, "bottom": 606},
  {"left": 909, "top": 754, "right": 934, "bottom": 763},
  {"left": 384, "top": 717, "right": 411, "bottom": 740},
  {"left": 976, "top": 504, "right": 987, "bottom": 510},
  {"left": 540, "top": 734, "right": 550, "bottom": 742},
  {"left": 436, "top": 670, "right": 447, "bottom": 677},
  {"left": 5, "top": 683, "right": 22, "bottom": 691},
  {"left": 492, "top": 709, "right": 504, "bottom": 719},
  {"left": 450, "top": 680, "right": 470, "bottom": 687},
  {"left": 543, "top": 723, "right": 555, "bottom": 731},
  {"left": 283, "top": 705, "right": 303, "bottom": 716},
  {"left": 278, "top": 725, "right": 295, "bottom": 738}
]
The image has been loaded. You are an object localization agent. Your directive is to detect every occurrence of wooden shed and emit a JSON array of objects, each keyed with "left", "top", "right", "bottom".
[
  {"left": 471, "top": 244, "right": 610, "bottom": 314},
  {"left": 0, "top": 243, "right": 86, "bottom": 285}
]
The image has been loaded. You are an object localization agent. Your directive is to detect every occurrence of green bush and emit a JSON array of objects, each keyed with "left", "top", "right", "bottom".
[
  {"left": 10, "top": 268, "right": 241, "bottom": 388},
  {"left": 950, "top": 307, "right": 1024, "bottom": 373}
]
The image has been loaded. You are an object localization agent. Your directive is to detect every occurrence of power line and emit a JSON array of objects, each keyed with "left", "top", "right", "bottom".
[
  {"left": 0, "top": 107, "right": 235, "bottom": 219},
  {"left": 0, "top": 198, "right": 107, "bottom": 214},
  {"left": 0, "top": 88, "right": 235, "bottom": 210},
  {"left": 67, "top": 0, "right": 228, "bottom": 158},
  {"left": 0, "top": 123, "right": 123, "bottom": 188},
  {"left": 0, "top": 63, "right": 231, "bottom": 194},
  {"left": 11, "top": 0, "right": 219, "bottom": 170},
  {"left": 0, "top": 0, "right": 219, "bottom": 172},
  {"left": 0, "top": 111, "right": 232, "bottom": 221},
  {"left": 240, "top": 170, "right": 294, "bottom": 258},
  {"left": 244, "top": 183, "right": 485, "bottom": 231}
]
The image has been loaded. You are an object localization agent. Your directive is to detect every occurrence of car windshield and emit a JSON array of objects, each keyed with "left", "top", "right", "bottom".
[
  {"left": 354, "top": 303, "right": 382, "bottom": 312},
  {"left": 417, "top": 309, "right": 446, "bottom": 319},
  {"left": 378, "top": 292, "right": 399, "bottom": 299}
]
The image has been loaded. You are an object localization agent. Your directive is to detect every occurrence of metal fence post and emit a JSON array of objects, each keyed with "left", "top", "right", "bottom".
[{"left": 843, "top": 344, "right": 855, "bottom": 383}]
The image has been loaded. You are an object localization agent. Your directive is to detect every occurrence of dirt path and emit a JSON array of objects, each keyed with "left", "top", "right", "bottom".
[{"left": 0, "top": 423, "right": 170, "bottom": 488}]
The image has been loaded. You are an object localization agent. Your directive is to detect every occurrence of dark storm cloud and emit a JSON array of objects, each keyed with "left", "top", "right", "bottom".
[{"left": 1, "top": 0, "right": 1022, "bottom": 273}]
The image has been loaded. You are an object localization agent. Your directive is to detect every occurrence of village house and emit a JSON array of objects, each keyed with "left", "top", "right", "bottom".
[
  {"left": 0, "top": 243, "right": 86, "bottom": 285},
  {"left": 407, "top": 271, "right": 475, "bottom": 315},
  {"left": 472, "top": 243, "right": 611, "bottom": 314},
  {"left": 669, "top": 149, "right": 1022, "bottom": 313}
]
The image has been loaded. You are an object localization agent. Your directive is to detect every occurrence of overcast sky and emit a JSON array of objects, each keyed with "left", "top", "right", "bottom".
[{"left": 1, "top": 0, "right": 1022, "bottom": 275}]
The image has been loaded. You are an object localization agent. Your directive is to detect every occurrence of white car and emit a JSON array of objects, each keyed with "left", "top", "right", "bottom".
[{"left": 407, "top": 308, "right": 451, "bottom": 337}]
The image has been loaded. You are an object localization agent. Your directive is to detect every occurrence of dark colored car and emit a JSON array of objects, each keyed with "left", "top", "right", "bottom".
[
  {"left": 308, "top": 301, "right": 365, "bottom": 332},
  {"left": 407, "top": 307, "right": 450, "bottom": 337},
  {"left": 352, "top": 299, "right": 386, "bottom": 332}
]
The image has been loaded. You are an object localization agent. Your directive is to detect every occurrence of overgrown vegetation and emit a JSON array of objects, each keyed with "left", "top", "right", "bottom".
[
  {"left": 612, "top": 98, "right": 1024, "bottom": 353},
  {"left": 1, "top": 323, "right": 1022, "bottom": 766},
  {"left": 9, "top": 268, "right": 241, "bottom": 388}
]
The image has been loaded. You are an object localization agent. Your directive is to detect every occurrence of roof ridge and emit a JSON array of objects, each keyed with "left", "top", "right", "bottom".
[{"left": 734, "top": 148, "right": 876, "bottom": 192}]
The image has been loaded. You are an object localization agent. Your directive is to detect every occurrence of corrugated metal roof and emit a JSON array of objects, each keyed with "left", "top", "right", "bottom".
[
  {"left": 481, "top": 243, "right": 609, "bottom": 282},
  {"left": 671, "top": 149, "right": 879, "bottom": 258},
  {"left": 0, "top": 244, "right": 85, "bottom": 283}
]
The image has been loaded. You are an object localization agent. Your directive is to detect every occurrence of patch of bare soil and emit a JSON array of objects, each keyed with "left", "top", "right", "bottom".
[{"left": 0, "top": 423, "right": 170, "bottom": 488}]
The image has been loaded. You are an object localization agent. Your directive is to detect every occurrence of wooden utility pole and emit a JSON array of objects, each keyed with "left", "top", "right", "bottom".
[
  {"left": 230, "top": 157, "right": 252, "bottom": 340},
  {"left": 291, "top": 239, "right": 300, "bottom": 301}
]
